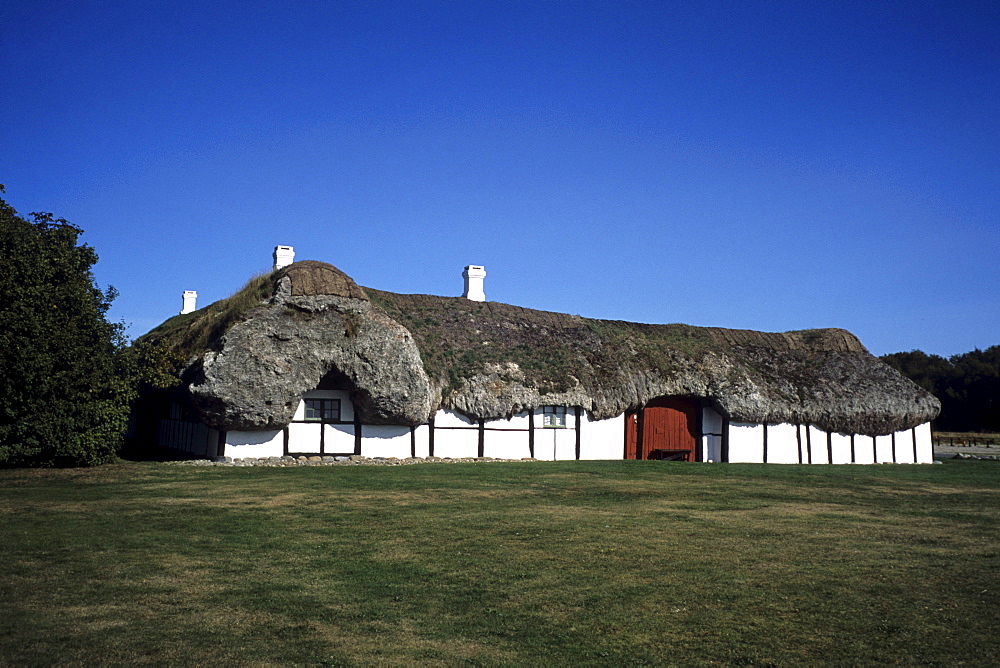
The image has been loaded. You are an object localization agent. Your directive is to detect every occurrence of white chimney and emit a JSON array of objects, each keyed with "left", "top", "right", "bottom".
[
  {"left": 180, "top": 290, "right": 197, "bottom": 315},
  {"left": 273, "top": 245, "right": 295, "bottom": 270},
  {"left": 462, "top": 265, "right": 486, "bottom": 302}
]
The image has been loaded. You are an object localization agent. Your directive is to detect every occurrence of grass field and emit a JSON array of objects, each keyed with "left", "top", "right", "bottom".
[{"left": 1, "top": 459, "right": 997, "bottom": 665}]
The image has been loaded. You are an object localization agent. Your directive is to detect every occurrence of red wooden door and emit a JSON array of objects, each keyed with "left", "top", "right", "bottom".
[
  {"left": 640, "top": 397, "right": 699, "bottom": 461},
  {"left": 625, "top": 410, "right": 639, "bottom": 459}
]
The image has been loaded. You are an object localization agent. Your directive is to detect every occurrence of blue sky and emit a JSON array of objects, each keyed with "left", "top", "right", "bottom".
[{"left": 2, "top": 0, "right": 997, "bottom": 357}]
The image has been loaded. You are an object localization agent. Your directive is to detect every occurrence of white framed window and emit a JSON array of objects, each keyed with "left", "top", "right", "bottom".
[
  {"left": 542, "top": 406, "right": 567, "bottom": 428},
  {"left": 304, "top": 398, "right": 341, "bottom": 422}
]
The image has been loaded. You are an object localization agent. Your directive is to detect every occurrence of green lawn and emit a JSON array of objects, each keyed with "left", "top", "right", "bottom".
[{"left": 1, "top": 459, "right": 997, "bottom": 665}]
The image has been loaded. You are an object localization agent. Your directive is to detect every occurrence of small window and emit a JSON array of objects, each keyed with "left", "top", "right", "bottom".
[
  {"left": 542, "top": 406, "right": 567, "bottom": 428},
  {"left": 304, "top": 398, "right": 341, "bottom": 422}
]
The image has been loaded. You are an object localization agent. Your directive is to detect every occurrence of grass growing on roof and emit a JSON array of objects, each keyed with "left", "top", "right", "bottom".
[
  {"left": 0, "top": 460, "right": 997, "bottom": 664},
  {"left": 367, "top": 289, "right": 732, "bottom": 395},
  {"left": 140, "top": 270, "right": 278, "bottom": 356},
  {"left": 367, "top": 289, "right": 600, "bottom": 393},
  {"left": 366, "top": 288, "right": 874, "bottom": 414}
]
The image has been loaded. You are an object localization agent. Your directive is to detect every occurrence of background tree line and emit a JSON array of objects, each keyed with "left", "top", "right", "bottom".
[{"left": 882, "top": 347, "right": 1000, "bottom": 432}]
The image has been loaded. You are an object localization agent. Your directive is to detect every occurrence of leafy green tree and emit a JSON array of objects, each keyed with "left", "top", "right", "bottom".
[{"left": 0, "top": 186, "right": 135, "bottom": 466}]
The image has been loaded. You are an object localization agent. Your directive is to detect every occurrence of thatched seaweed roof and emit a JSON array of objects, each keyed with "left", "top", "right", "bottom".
[
  {"left": 282, "top": 260, "right": 368, "bottom": 300},
  {"left": 142, "top": 261, "right": 939, "bottom": 435}
]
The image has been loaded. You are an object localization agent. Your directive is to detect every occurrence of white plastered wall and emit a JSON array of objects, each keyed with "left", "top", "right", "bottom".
[
  {"left": 531, "top": 408, "right": 577, "bottom": 461},
  {"left": 874, "top": 434, "right": 894, "bottom": 463},
  {"left": 483, "top": 412, "right": 531, "bottom": 460},
  {"left": 829, "top": 432, "right": 853, "bottom": 464},
  {"left": 854, "top": 435, "right": 876, "bottom": 465},
  {"left": 431, "top": 410, "right": 479, "bottom": 458},
  {"left": 914, "top": 423, "right": 933, "bottom": 463},
  {"left": 325, "top": 424, "right": 356, "bottom": 454},
  {"left": 225, "top": 395, "right": 939, "bottom": 464},
  {"left": 363, "top": 425, "right": 412, "bottom": 458},
  {"left": 728, "top": 423, "right": 765, "bottom": 463},
  {"left": 288, "top": 423, "right": 322, "bottom": 453},
  {"left": 532, "top": 428, "right": 575, "bottom": 461},
  {"left": 807, "top": 425, "right": 830, "bottom": 464},
  {"left": 720, "top": 421, "right": 936, "bottom": 465},
  {"left": 894, "top": 428, "right": 915, "bottom": 464},
  {"left": 226, "top": 429, "right": 284, "bottom": 459},
  {"left": 285, "top": 390, "right": 357, "bottom": 455},
  {"left": 766, "top": 423, "right": 800, "bottom": 464},
  {"left": 795, "top": 425, "right": 809, "bottom": 463},
  {"left": 804, "top": 425, "right": 930, "bottom": 465},
  {"left": 579, "top": 412, "right": 624, "bottom": 460},
  {"left": 484, "top": 430, "right": 531, "bottom": 459},
  {"left": 412, "top": 424, "right": 431, "bottom": 458},
  {"left": 724, "top": 422, "right": 805, "bottom": 464}
]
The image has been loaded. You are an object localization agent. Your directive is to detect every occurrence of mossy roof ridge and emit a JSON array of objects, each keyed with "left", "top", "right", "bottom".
[{"left": 280, "top": 260, "right": 367, "bottom": 299}]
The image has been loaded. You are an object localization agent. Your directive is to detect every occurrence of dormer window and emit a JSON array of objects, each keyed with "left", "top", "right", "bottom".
[
  {"left": 542, "top": 406, "right": 567, "bottom": 428},
  {"left": 304, "top": 398, "right": 341, "bottom": 422}
]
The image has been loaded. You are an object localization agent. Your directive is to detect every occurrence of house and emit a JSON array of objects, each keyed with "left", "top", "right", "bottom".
[{"left": 131, "top": 247, "right": 940, "bottom": 464}]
